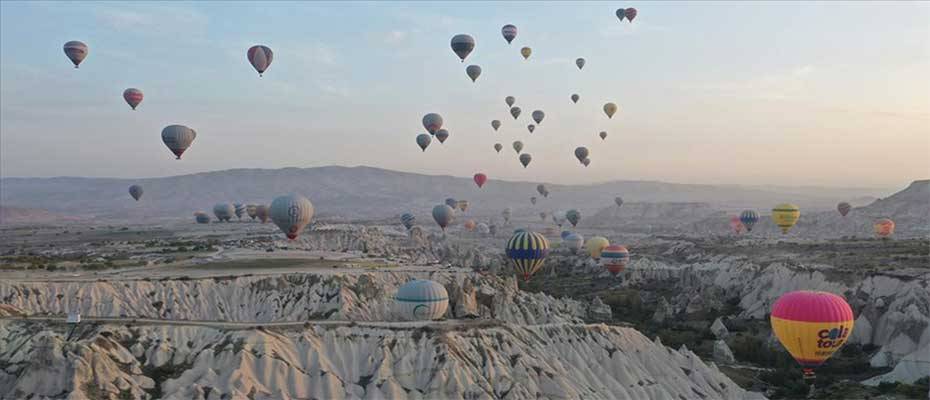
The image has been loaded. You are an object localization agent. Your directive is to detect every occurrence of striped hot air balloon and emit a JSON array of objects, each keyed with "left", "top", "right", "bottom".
[
  {"left": 740, "top": 210, "right": 760, "bottom": 232},
  {"left": 400, "top": 213, "right": 416, "bottom": 230},
  {"left": 506, "top": 231, "right": 550, "bottom": 281},
  {"left": 771, "top": 291, "right": 854, "bottom": 379},
  {"left": 394, "top": 280, "right": 448, "bottom": 321},
  {"left": 123, "top": 88, "right": 143, "bottom": 110},
  {"left": 161, "top": 125, "right": 196, "bottom": 160},
  {"left": 63, "top": 41, "right": 88, "bottom": 68},
  {"left": 772, "top": 204, "right": 800, "bottom": 234},
  {"left": 601, "top": 245, "right": 630, "bottom": 276},
  {"left": 234, "top": 203, "right": 246, "bottom": 220},
  {"left": 247, "top": 45, "right": 273, "bottom": 77}
]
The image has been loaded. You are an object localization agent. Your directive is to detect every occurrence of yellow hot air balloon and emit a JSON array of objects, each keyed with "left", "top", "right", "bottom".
[
  {"left": 585, "top": 236, "right": 609, "bottom": 259},
  {"left": 771, "top": 290, "right": 854, "bottom": 379},
  {"left": 771, "top": 203, "right": 800, "bottom": 234},
  {"left": 520, "top": 46, "right": 532, "bottom": 60}
]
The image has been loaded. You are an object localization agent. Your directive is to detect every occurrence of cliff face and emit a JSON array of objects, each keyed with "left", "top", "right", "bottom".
[{"left": 0, "top": 321, "right": 757, "bottom": 400}]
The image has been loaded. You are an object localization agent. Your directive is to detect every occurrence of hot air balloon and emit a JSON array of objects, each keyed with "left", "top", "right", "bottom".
[
  {"left": 539, "top": 211, "right": 547, "bottom": 222},
  {"left": 601, "top": 245, "right": 630, "bottom": 275},
  {"left": 771, "top": 291, "right": 854, "bottom": 379},
  {"left": 574, "top": 147, "right": 589, "bottom": 163},
  {"left": 530, "top": 196, "right": 537, "bottom": 205},
  {"left": 599, "top": 131, "right": 607, "bottom": 140},
  {"left": 563, "top": 232, "right": 584, "bottom": 253},
  {"left": 520, "top": 47, "right": 532, "bottom": 60},
  {"left": 457, "top": 200, "right": 469, "bottom": 213},
  {"left": 624, "top": 8, "right": 638, "bottom": 22},
  {"left": 464, "top": 219, "right": 476, "bottom": 231},
  {"left": 395, "top": 280, "right": 449, "bottom": 321},
  {"left": 435, "top": 129, "right": 449, "bottom": 144},
  {"left": 771, "top": 204, "right": 800, "bottom": 234},
  {"left": 491, "top": 120, "right": 501, "bottom": 131},
  {"left": 450, "top": 34, "right": 475, "bottom": 62},
  {"left": 603, "top": 103, "right": 618, "bottom": 118},
  {"left": 506, "top": 231, "right": 550, "bottom": 281},
  {"left": 128, "top": 185, "right": 143, "bottom": 201},
  {"left": 477, "top": 222, "right": 490, "bottom": 235},
  {"left": 63, "top": 41, "right": 88, "bottom": 68},
  {"left": 582, "top": 158, "right": 591, "bottom": 167},
  {"left": 502, "top": 208, "right": 512, "bottom": 225},
  {"left": 527, "top": 124, "right": 535, "bottom": 133},
  {"left": 161, "top": 125, "right": 196, "bottom": 160},
  {"left": 474, "top": 173, "right": 487, "bottom": 188},
  {"left": 519, "top": 153, "right": 532, "bottom": 168},
  {"left": 234, "top": 203, "right": 246, "bottom": 220},
  {"left": 615, "top": 8, "right": 627, "bottom": 21},
  {"left": 123, "top": 88, "right": 143, "bottom": 110},
  {"left": 837, "top": 202, "right": 851, "bottom": 217},
  {"left": 552, "top": 210, "right": 566, "bottom": 227},
  {"left": 195, "top": 212, "right": 210, "bottom": 224},
  {"left": 566, "top": 209, "right": 581, "bottom": 227},
  {"left": 445, "top": 198, "right": 458, "bottom": 209},
  {"left": 586, "top": 236, "right": 609, "bottom": 259},
  {"left": 466, "top": 65, "right": 482, "bottom": 82},
  {"left": 246, "top": 204, "right": 258, "bottom": 220},
  {"left": 494, "top": 143, "right": 503, "bottom": 153},
  {"left": 432, "top": 204, "right": 455, "bottom": 231},
  {"left": 532, "top": 110, "right": 545, "bottom": 124},
  {"left": 501, "top": 24, "right": 517, "bottom": 44},
  {"left": 256, "top": 205, "right": 269, "bottom": 223},
  {"left": 575, "top": 58, "right": 585, "bottom": 70},
  {"left": 538, "top": 185, "right": 549, "bottom": 198},
  {"left": 400, "top": 213, "right": 416, "bottom": 230},
  {"left": 422, "top": 113, "right": 443, "bottom": 135},
  {"left": 505, "top": 96, "right": 516, "bottom": 107},
  {"left": 213, "top": 203, "right": 235, "bottom": 222},
  {"left": 270, "top": 194, "right": 315, "bottom": 240},
  {"left": 416, "top": 134, "right": 431, "bottom": 152},
  {"left": 560, "top": 231, "right": 571, "bottom": 240},
  {"left": 609, "top": 198, "right": 621, "bottom": 209},
  {"left": 571, "top": 94, "right": 580, "bottom": 104},
  {"left": 730, "top": 216, "right": 744, "bottom": 234},
  {"left": 510, "top": 106, "right": 521, "bottom": 120},
  {"left": 739, "top": 210, "right": 759, "bottom": 232},
  {"left": 247, "top": 45, "right": 273, "bottom": 77},
  {"left": 513, "top": 141, "right": 524, "bottom": 153},
  {"left": 874, "top": 218, "right": 895, "bottom": 238}
]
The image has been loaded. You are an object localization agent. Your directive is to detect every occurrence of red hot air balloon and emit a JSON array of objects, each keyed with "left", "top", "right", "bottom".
[
  {"left": 624, "top": 8, "right": 638, "bottom": 22},
  {"left": 771, "top": 291, "right": 854, "bottom": 379},
  {"left": 473, "top": 173, "right": 487, "bottom": 188},
  {"left": 123, "top": 88, "right": 144, "bottom": 110},
  {"left": 247, "top": 45, "right": 273, "bottom": 77},
  {"left": 729, "top": 216, "right": 744, "bottom": 234}
]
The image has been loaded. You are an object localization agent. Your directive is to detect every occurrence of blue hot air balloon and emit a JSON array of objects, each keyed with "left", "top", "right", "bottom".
[{"left": 506, "top": 231, "right": 550, "bottom": 281}]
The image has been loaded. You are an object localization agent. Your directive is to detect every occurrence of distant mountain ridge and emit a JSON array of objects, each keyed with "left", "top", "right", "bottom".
[{"left": 0, "top": 166, "right": 914, "bottom": 223}]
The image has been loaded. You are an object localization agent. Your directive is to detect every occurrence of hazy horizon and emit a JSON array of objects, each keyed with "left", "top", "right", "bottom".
[{"left": 2, "top": 1, "right": 928, "bottom": 188}]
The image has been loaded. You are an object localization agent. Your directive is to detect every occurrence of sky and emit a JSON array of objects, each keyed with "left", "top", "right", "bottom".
[{"left": 1, "top": 1, "right": 928, "bottom": 188}]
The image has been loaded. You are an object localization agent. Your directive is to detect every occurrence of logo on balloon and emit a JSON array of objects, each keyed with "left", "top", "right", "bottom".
[{"left": 816, "top": 325, "right": 850, "bottom": 349}]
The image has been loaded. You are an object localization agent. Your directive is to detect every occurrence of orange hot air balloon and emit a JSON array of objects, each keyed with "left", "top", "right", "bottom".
[
  {"left": 464, "top": 219, "right": 477, "bottom": 231},
  {"left": 474, "top": 173, "right": 487, "bottom": 188},
  {"left": 770, "top": 291, "right": 854, "bottom": 379},
  {"left": 874, "top": 218, "right": 895, "bottom": 238}
]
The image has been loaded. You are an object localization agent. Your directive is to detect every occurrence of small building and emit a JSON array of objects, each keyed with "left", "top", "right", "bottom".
[{"left": 66, "top": 312, "right": 81, "bottom": 324}]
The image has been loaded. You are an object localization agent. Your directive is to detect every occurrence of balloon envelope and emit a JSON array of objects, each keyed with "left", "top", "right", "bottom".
[
  {"left": 474, "top": 173, "right": 487, "bottom": 188},
  {"left": 63, "top": 41, "right": 88, "bottom": 68},
  {"left": 582, "top": 158, "right": 591, "bottom": 167},
  {"left": 874, "top": 218, "right": 895, "bottom": 238},
  {"left": 603, "top": 103, "right": 618, "bottom": 118},
  {"left": 161, "top": 125, "right": 196, "bottom": 160},
  {"left": 435, "top": 129, "right": 449, "bottom": 144},
  {"left": 537, "top": 184, "right": 548, "bottom": 197},
  {"left": 616, "top": 8, "right": 626, "bottom": 21},
  {"left": 416, "top": 134, "right": 431, "bottom": 152},
  {"left": 494, "top": 143, "right": 503, "bottom": 153},
  {"left": 466, "top": 65, "right": 482, "bottom": 82},
  {"left": 739, "top": 210, "right": 760, "bottom": 232},
  {"left": 520, "top": 47, "right": 532, "bottom": 60},
  {"left": 564, "top": 232, "right": 584, "bottom": 253},
  {"left": 601, "top": 245, "right": 630, "bottom": 275},
  {"left": 195, "top": 212, "right": 210, "bottom": 224},
  {"left": 566, "top": 209, "right": 581, "bottom": 227},
  {"left": 614, "top": 197, "right": 624, "bottom": 207},
  {"left": 255, "top": 205, "right": 269, "bottom": 223},
  {"left": 234, "top": 203, "right": 246, "bottom": 219},
  {"left": 123, "top": 88, "right": 143, "bottom": 110},
  {"left": 586, "top": 236, "right": 609, "bottom": 259},
  {"left": 513, "top": 141, "right": 523, "bottom": 153},
  {"left": 270, "top": 194, "right": 315, "bottom": 239},
  {"left": 730, "top": 216, "right": 744, "bottom": 234},
  {"left": 445, "top": 198, "right": 458, "bottom": 209},
  {"left": 213, "top": 203, "right": 235, "bottom": 222},
  {"left": 501, "top": 24, "right": 517, "bottom": 44},
  {"left": 491, "top": 120, "right": 501, "bottom": 131},
  {"left": 531, "top": 110, "right": 545, "bottom": 124},
  {"left": 450, "top": 34, "right": 476, "bottom": 62},
  {"left": 464, "top": 219, "right": 476, "bottom": 231},
  {"left": 128, "top": 185, "right": 143, "bottom": 201},
  {"left": 600, "top": 131, "right": 607, "bottom": 140},
  {"left": 771, "top": 291, "right": 853, "bottom": 369},
  {"left": 771, "top": 204, "right": 800, "bottom": 234},
  {"left": 246, "top": 204, "right": 258, "bottom": 220},
  {"left": 432, "top": 204, "right": 455, "bottom": 231},
  {"left": 624, "top": 8, "right": 638, "bottom": 22},
  {"left": 574, "top": 147, "right": 589, "bottom": 162},
  {"left": 247, "top": 45, "right": 273, "bottom": 76},
  {"left": 519, "top": 153, "right": 532, "bottom": 168},
  {"left": 510, "top": 106, "right": 521, "bottom": 120},
  {"left": 422, "top": 113, "right": 443, "bottom": 135},
  {"left": 506, "top": 231, "right": 550, "bottom": 281},
  {"left": 527, "top": 124, "right": 535, "bottom": 133},
  {"left": 837, "top": 202, "right": 851, "bottom": 217},
  {"left": 505, "top": 96, "right": 516, "bottom": 107},
  {"left": 571, "top": 94, "right": 580, "bottom": 104},
  {"left": 395, "top": 280, "right": 449, "bottom": 321},
  {"left": 575, "top": 58, "right": 585, "bottom": 70},
  {"left": 530, "top": 196, "right": 537, "bottom": 205},
  {"left": 400, "top": 213, "right": 416, "bottom": 230}
]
